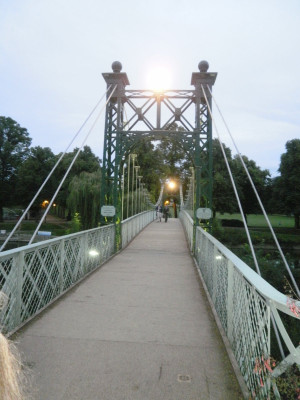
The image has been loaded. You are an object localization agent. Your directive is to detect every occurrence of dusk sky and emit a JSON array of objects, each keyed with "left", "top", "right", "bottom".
[{"left": 1, "top": 0, "right": 299, "bottom": 177}]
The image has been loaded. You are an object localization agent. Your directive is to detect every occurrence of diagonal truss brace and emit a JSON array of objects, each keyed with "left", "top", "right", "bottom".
[{"left": 100, "top": 63, "right": 217, "bottom": 235}]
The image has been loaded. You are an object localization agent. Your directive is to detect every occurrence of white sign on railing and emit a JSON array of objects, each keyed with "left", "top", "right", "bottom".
[
  {"left": 38, "top": 231, "right": 51, "bottom": 236},
  {"left": 196, "top": 207, "right": 212, "bottom": 219},
  {"left": 101, "top": 206, "right": 116, "bottom": 217}
]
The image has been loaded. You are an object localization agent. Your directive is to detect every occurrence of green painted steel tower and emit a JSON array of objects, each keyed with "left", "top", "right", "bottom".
[{"left": 100, "top": 61, "right": 217, "bottom": 243}]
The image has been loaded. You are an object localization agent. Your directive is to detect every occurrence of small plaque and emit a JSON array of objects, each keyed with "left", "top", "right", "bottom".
[
  {"left": 196, "top": 208, "right": 212, "bottom": 220},
  {"left": 101, "top": 206, "right": 116, "bottom": 217},
  {"left": 38, "top": 231, "right": 52, "bottom": 236}
]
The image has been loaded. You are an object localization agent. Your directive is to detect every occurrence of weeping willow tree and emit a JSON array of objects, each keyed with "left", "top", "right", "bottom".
[{"left": 67, "top": 170, "right": 101, "bottom": 230}]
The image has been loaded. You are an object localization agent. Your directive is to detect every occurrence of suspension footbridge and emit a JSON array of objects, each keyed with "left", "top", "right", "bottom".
[
  {"left": 12, "top": 219, "right": 244, "bottom": 400},
  {"left": 0, "top": 61, "right": 299, "bottom": 399}
]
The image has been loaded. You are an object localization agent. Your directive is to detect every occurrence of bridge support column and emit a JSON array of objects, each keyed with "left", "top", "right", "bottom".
[
  {"left": 191, "top": 61, "right": 216, "bottom": 235},
  {"left": 101, "top": 62, "right": 130, "bottom": 250}
]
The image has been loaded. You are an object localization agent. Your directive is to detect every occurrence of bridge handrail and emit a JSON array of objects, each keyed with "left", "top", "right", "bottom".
[
  {"left": 0, "top": 225, "right": 116, "bottom": 334},
  {"left": 199, "top": 227, "right": 296, "bottom": 317},
  {"left": 121, "top": 210, "right": 156, "bottom": 248},
  {"left": 0, "top": 211, "right": 156, "bottom": 335},
  {"left": 179, "top": 208, "right": 194, "bottom": 251},
  {"left": 180, "top": 210, "right": 299, "bottom": 398}
]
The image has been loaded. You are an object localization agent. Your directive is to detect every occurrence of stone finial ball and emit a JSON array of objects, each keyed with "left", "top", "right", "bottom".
[
  {"left": 198, "top": 60, "right": 209, "bottom": 72},
  {"left": 112, "top": 61, "right": 122, "bottom": 73}
]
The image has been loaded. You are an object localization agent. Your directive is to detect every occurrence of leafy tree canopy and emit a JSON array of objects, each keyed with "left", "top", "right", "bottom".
[
  {"left": 278, "top": 139, "right": 300, "bottom": 228},
  {"left": 54, "top": 145, "right": 101, "bottom": 210},
  {"left": 16, "top": 146, "right": 56, "bottom": 209},
  {"left": 67, "top": 170, "right": 101, "bottom": 230},
  {"left": 212, "top": 139, "right": 237, "bottom": 215},
  {"left": 0, "top": 116, "right": 31, "bottom": 220},
  {"left": 231, "top": 155, "right": 271, "bottom": 217}
]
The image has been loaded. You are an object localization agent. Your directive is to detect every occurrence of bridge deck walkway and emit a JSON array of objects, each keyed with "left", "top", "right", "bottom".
[{"left": 15, "top": 219, "right": 243, "bottom": 400}]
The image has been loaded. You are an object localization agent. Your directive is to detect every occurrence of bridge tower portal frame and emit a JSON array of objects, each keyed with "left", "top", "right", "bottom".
[{"left": 100, "top": 61, "right": 217, "bottom": 243}]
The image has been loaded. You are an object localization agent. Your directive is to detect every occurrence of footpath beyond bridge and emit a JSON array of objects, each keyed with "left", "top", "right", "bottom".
[{"left": 14, "top": 219, "right": 243, "bottom": 400}]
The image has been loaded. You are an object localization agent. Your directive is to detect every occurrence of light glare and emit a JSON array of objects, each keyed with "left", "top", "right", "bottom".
[
  {"left": 146, "top": 66, "right": 172, "bottom": 91},
  {"left": 89, "top": 250, "right": 99, "bottom": 257}
]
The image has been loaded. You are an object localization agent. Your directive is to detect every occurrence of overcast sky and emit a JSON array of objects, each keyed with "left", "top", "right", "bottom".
[{"left": 1, "top": 0, "right": 299, "bottom": 177}]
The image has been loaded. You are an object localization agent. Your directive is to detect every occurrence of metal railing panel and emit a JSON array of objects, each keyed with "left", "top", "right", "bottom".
[
  {"left": 179, "top": 209, "right": 194, "bottom": 251},
  {"left": 0, "top": 211, "right": 154, "bottom": 334},
  {"left": 121, "top": 210, "right": 155, "bottom": 249},
  {"left": 0, "top": 225, "right": 115, "bottom": 334},
  {"left": 180, "top": 210, "right": 300, "bottom": 399}
]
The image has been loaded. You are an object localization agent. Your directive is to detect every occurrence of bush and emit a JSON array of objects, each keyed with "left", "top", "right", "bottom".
[
  {"left": 211, "top": 218, "right": 224, "bottom": 240},
  {"left": 66, "top": 213, "right": 81, "bottom": 234},
  {"left": 272, "top": 363, "right": 300, "bottom": 400}
]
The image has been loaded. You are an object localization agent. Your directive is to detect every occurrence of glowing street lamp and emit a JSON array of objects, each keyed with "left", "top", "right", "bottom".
[
  {"left": 168, "top": 181, "right": 176, "bottom": 190},
  {"left": 42, "top": 200, "right": 49, "bottom": 208}
]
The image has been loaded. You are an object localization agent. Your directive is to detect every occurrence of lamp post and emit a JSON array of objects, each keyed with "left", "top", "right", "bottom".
[
  {"left": 168, "top": 180, "right": 177, "bottom": 218},
  {"left": 131, "top": 154, "right": 137, "bottom": 216},
  {"left": 121, "top": 158, "right": 125, "bottom": 220},
  {"left": 138, "top": 176, "right": 142, "bottom": 213},
  {"left": 140, "top": 183, "right": 144, "bottom": 211},
  {"left": 135, "top": 166, "right": 140, "bottom": 214},
  {"left": 126, "top": 154, "right": 131, "bottom": 219},
  {"left": 189, "top": 166, "right": 195, "bottom": 214}
]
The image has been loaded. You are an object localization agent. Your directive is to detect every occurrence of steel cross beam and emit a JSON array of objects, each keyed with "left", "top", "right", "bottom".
[{"left": 100, "top": 60, "right": 217, "bottom": 235}]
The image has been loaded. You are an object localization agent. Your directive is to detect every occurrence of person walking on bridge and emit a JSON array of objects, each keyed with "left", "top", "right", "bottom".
[
  {"left": 163, "top": 204, "right": 169, "bottom": 222},
  {"left": 156, "top": 204, "right": 162, "bottom": 222}
]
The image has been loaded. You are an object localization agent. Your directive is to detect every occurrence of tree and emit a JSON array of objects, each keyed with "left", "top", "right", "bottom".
[
  {"left": 265, "top": 176, "right": 284, "bottom": 214},
  {"left": 67, "top": 170, "right": 101, "bottom": 230},
  {"left": 278, "top": 139, "right": 300, "bottom": 228},
  {"left": 155, "top": 126, "right": 193, "bottom": 202},
  {"left": 212, "top": 139, "right": 237, "bottom": 216},
  {"left": 53, "top": 146, "right": 101, "bottom": 218},
  {"left": 231, "top": 155, "right": 270, "bottom": 220},
  {"left": 15, "top": 146, "right": 56, "bottom": 216},
  {"left": 133, "top": 139, "right": 168, "bottom": 200},
  {"left": 156, "top": 137, "right": 186, "bottom": 178},
  {"left": 0, "top": 116, "right": 31, "bottom": 221}
]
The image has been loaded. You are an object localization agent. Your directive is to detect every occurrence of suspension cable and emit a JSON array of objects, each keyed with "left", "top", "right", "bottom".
[
  {"left": 201, "top": 85, "right": 262, "bottom": 275},
  {"left": 179, "top": 183, "right": 184, "bottom": 208},
  {"left": 0, "top": 85, "right": 112, "bottom": 252},
  {"left": 202, "top": 85, "right": 286, "bottom": 358},
  {"left": 155, "top": 184, "right": 164, "bottom": 207},
  {"left": 27, "top": 84, "right": 117, "bottom": 245},
  {"left": 207, "top": 85, "right": 300, "bottom": 298}
]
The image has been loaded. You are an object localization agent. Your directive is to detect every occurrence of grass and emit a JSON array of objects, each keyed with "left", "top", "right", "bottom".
[
  {"left": 215, "top": 213, "right": 300, "bottom": 247},
  {"left": 217, "top": 212, "right": 295, "bottom": 228},
  {"left": 0, "top": 218, "right": 71, "bottom": 237}
]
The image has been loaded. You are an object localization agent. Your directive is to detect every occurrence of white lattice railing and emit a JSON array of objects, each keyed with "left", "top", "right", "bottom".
[
  {"left": 179, "top": 209, "right": 194, "bottom": 251},
  {"left": 0, "top": 211, "right": 156, "bottom": 335},
  {"left": 180, "top": 210, "right": 300, "bottom": 399},
  {"left": 0, "top": 225, "right": 115, "bottom": 334},
  {"left": 121, "top": 210, "right": 156, "bottom": 248}
]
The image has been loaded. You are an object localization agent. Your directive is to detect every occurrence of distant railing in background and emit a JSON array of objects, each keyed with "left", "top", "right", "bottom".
[
  {"left": 179, "top": 209, "right": 193, "bottom": 252},
  {"left": 0, "top": 210, "right": 155, "bottom": 334},
  {"left": 121, "top": 210, "right": 156, "bottom": 248},
  {"left": 180, "top": 209, "right": 300, "bottom": 399}
]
